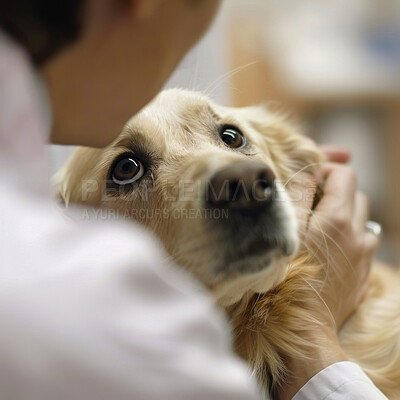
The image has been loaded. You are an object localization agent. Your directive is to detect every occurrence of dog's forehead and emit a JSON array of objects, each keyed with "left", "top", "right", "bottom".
[
  {"left": 152, "top": 89, "right": 213, "bottom": 114},
  {"left": 123, "top": 90, "right": 219, "bottom": 141}
]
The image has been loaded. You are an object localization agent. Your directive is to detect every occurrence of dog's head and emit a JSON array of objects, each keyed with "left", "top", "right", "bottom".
[{"left": 57, "top": 89, "right": 322, "bottom": 304}]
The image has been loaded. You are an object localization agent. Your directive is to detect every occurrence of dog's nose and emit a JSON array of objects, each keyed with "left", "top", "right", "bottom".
[{"left": 207, "top": 161, "right": 276, "bottom": 209}]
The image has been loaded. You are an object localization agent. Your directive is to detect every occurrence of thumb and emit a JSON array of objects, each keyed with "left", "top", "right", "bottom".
[{"left": 319, "top": 145, "right": 351, "bottom": 164}]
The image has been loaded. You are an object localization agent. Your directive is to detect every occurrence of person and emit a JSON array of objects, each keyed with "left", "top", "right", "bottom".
[{"left": 0, "top": 0, "right": 387, "bottom": 399}]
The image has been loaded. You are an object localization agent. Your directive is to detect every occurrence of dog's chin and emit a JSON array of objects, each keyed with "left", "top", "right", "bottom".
[
  {"left": 228, "top": 237, "right": 298, "bottom": 274},
  {"left": 211, "top": 249, "right": 293, "bottom": 306},
  {"left": 214, "top": 232, "right": 298, "bottom": 279},
  {"left": 208, "top": 232, "right": 299, "bottom": 306}
]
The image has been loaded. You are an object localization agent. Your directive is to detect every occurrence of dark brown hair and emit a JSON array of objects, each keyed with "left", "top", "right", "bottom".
[{"left": 0, "top": 0, "right": 85, "bottom": 65}]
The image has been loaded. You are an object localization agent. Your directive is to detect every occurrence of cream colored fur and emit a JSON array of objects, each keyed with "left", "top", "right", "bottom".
[{"left": 56, "top": 89, "right": 400, "bottom": 398}]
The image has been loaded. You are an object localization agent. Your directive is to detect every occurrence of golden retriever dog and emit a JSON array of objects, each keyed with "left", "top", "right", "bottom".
[{"left": 56, "top": 89, "right": 400, "bottom": 398}]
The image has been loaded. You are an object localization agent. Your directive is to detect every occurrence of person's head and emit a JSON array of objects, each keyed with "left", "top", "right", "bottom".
[{"left": 0, "top": 0, "right": 221, "bottom": 147}]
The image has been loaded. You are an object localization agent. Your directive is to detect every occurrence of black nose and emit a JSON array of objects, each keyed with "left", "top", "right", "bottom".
[{"left": 207, "top": 161, "right": 276, "bottom": 209}]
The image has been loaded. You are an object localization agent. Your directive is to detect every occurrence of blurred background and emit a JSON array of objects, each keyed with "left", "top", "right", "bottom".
[{"left": 50, "top": 0, "right": 400, "bottom": 264}]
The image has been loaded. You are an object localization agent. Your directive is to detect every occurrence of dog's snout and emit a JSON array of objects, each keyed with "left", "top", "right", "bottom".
[{"left": 207, "top": 161, "right": 275, "bottom": 209}]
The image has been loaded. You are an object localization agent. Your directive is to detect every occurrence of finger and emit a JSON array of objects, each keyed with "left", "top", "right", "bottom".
[
  {"left": 319, "top": 145, "right": 352, "bottom": 164},
  {"left": 352, "top": 192, "right": 369, "bottom": 234},
  {"left": 363, "top": 231, "right": 380, "bottom": 256},
  {"left": 314, "top": 164, "right": 357, "bottom": 215}
]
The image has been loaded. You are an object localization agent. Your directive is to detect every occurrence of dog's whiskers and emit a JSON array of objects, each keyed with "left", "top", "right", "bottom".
[
  {"left": 283, "top": 163, "right": 321, "bottom": 188},
  {"left": 306, "top": 210, "right": 354, "bottom": 273},
  {"left": 302, "top": 277, "right": 336, "bottom": 328},
  {"left": 296, "top": 220, "right": 355, "bottom": 298},
  {"left": 189, "top": 53, "right": 201, "bottom": 93},
  {"left": 204, "top": 61, "right": 259, "bottom": 98}
]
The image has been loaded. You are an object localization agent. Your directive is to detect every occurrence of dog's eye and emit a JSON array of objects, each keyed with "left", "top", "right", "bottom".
[
  {"left": 112, "top": 157, "right": 144, "bottom": 185},
  {"left": 220, "top": 126, "right": 246, "bottom": 149}
]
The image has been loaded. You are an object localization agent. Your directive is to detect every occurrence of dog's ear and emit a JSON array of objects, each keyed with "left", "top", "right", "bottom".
[
  {"left": 53, "top": 147, "right": 103, "bottom": 208},
  {"left": 241, "top": 105, "right": 323, "bottom": 180}
]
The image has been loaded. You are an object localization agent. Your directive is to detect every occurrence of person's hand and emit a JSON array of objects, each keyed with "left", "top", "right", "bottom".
[
  {"left": 305, "top": 163, "right": 380, "bottom": 330},
  {"left": 309, "top": 146, "right": 378, "bottom": 329},
  {"left": 318, "top": 144, "right": 351, "bottom": 164},
  {"left": 278, "top": 158, "right": 380, "bottom": 400},
  {"left": 290, "top": 145, "right": 378, "bottom": 331}
]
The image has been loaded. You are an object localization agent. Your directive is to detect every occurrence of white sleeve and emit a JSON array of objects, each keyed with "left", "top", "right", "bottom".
[
  {"left": 0, "top": 239, "right": 262, "bottom": 400},
  {"left": 292, "top": 361, "right": 388, "bottom": 400},
  {"left": 0, "top": 195, "right": 262, "bottom": 399}
]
